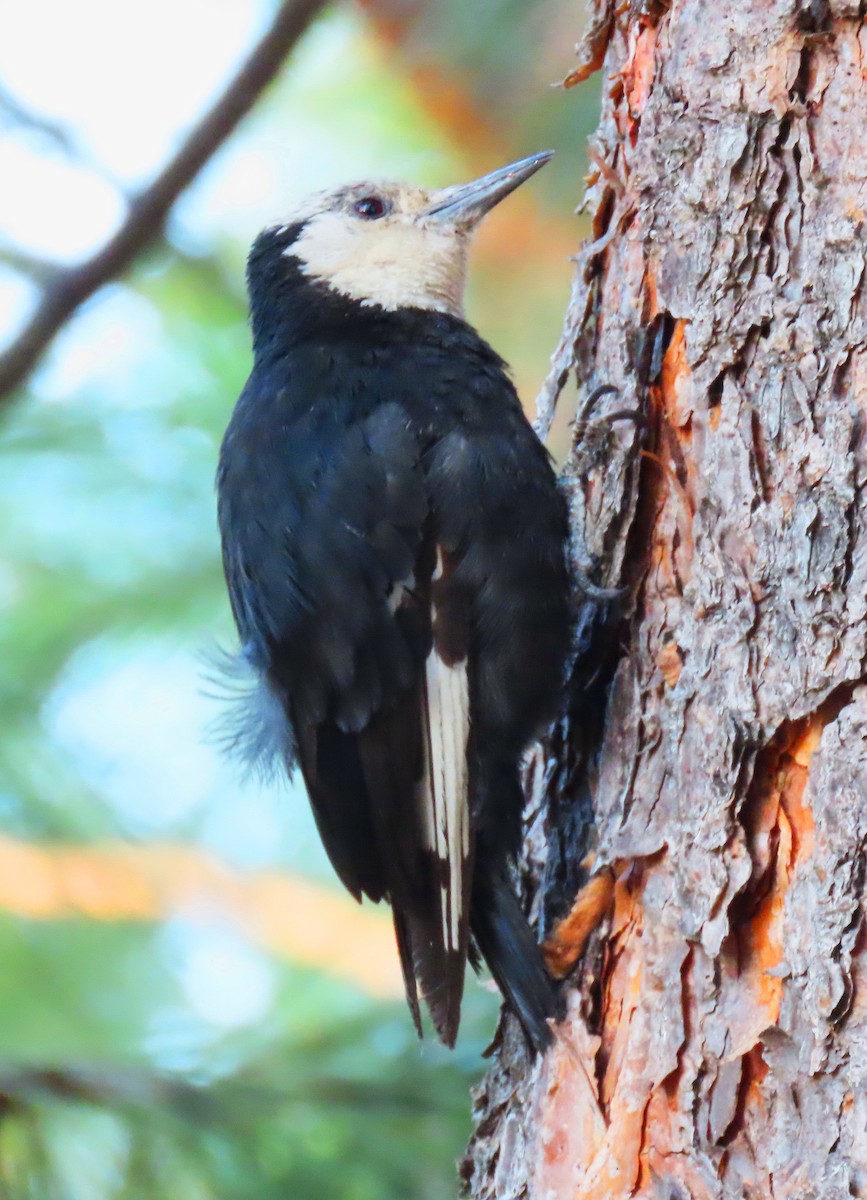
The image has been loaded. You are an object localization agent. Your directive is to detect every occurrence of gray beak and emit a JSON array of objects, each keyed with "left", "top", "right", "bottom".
[{"left": 424, "top": 151, "right": 554, "bottom": 225}]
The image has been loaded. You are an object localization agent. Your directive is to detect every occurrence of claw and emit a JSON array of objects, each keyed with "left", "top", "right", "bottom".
[
  {"left": 601, "top": 407, "right": 647, "bottom": 428},
  {"left": 573, "top": 383, "right": 620, "bottom": 431},
  {"left": 572, "top": 570, "right": 627, "bottom": 602},
  {"left": 573, "top": 387, "right": 647, "bottom": 450}
]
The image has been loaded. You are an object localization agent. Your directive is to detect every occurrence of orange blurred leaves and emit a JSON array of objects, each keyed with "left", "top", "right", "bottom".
[{"left": 0, "top": 835, "right": 404, "bottom": 999}]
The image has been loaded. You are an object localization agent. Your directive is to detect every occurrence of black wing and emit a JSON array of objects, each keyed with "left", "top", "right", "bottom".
[{"left": 218, "top": 390, "right": 473, "bottom": 1044}]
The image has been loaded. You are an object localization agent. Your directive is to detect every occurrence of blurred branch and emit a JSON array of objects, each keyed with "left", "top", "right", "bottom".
[
  {"left": 0, "top": 1065, "right": 205, "bottom": 1114},
  {"left": 0, "top": 242, "right": 60, "bottom": 287},
  {"left": 0, "top": 84, "right": 135, "bottom": 197},
  {"left": 0, "top": 0, "right": 329, "bottom": 408},
  {"left": 0, "top": 834, "right": 404, "bottom": 999},
  {"left": 0, "top": 234, "right": 238, "bottom": 296},
  {"left": 0, "top": 1062, "right": 444, "bottom": 1119},
  {"left": 0, "top": 82, "right": 77, "bottom": 154}
]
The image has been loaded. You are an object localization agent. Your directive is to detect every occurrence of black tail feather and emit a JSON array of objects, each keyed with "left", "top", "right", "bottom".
[
  {"left": 392, "top": 909, "right": 423, "bottom": 1039},
  {"left": 470, "top": 867, "right": 558, "bottom": 1053},
  {"left": 392, "top": 901, "right": 465, "bottom": 1047},
  {"left": 358, "top": 702, "right": 467, "bottom": 1048}
]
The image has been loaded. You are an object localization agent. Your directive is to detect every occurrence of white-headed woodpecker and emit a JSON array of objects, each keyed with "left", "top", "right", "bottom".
[{"left": 217, "top": 153, "right": 570, "bottom": 1050}]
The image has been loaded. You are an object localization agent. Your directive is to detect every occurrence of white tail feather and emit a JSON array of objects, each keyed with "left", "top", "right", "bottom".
[{"left": 420, "top": 647, "right": 470, "bottom": 952}]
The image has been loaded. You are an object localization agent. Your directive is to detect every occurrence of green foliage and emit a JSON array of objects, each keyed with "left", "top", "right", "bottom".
[
  {"left": 0, "top": 107, "right": 492, "bottom": 1200},
  {"left": 0, "top": 914, "right": 496, "bottom": 1199},
  {"left": 0, "top": 2, "right": 604, "bottom": 1193}
]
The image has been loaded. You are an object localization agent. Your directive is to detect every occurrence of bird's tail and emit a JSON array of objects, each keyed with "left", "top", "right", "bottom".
[{"left": 470, "top": 865, "right": 559, "bottom": 1053}]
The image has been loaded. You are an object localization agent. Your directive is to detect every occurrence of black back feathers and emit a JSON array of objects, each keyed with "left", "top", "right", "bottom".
[{"left": 217, "top": 255, "right": 570, "bottom": 1049}]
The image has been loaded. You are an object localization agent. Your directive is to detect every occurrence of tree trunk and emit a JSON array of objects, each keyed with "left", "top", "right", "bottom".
[{"left": 464, "top": 2, "right": 867, "bottom": 1196}]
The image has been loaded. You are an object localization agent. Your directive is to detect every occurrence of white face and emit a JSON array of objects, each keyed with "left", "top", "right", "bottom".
[{"left": 278, "top": 182, "right": 473, "bottom": 317}]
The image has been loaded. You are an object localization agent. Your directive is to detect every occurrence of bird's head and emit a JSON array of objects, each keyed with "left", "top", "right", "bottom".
[{"left": 250, "top": 151, "right": 553, "bottom": 321}]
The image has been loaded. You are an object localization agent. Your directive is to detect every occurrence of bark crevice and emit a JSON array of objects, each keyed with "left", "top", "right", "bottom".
[{"left": 465, "top": 2, "right": 867, "bottom": 1195}]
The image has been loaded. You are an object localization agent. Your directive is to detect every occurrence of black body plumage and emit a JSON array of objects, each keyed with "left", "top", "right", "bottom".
[{"left": 218, "top": 200, "right": 570, "bottom": 1050}]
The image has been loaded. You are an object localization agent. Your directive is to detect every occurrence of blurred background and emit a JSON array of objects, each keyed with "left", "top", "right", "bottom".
[{"left": 0, "top": 2, "right": 598, "bottom": 1195}]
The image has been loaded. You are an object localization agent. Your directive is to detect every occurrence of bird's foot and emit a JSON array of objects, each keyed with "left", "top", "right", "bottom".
[
  {"left": 572, "top": 568, "right": 627, "bottom": 603},
  {"left": 572, "top": 384, "right": 646, "bottom": 443}
]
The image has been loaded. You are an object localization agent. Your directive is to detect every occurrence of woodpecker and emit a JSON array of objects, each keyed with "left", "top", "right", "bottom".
[{"left": 217, "top": 152, "right": 570, "bottom": 1050}]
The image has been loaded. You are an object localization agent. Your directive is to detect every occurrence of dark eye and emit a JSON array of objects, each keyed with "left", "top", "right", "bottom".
[{"left": 353, "top": 196, "right": 387, "bottom": 219}]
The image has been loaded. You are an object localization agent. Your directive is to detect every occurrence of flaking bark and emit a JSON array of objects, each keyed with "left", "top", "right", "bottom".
[{"left": 465, "top": 2, "right": 867, "bottom": 1196}]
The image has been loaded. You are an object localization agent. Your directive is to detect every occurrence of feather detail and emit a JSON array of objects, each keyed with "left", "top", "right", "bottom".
[
  {"left": 395, "top": 541, "right": 473, "bottom": 1044},
  {"left": 201, "top": 642, "right": 296, "bottom": 782},
  {"left": 394, "top": 641, "right": 471, "bottom": 1046},
  {"left": 420, "top": 648, "right": 470, "bottom": 953},
  {"left": 218, "top": 264, "right": 571, "bottom": 1051},
  {"left": 392, "top": 909, "right": 423, "bottom": 1038}
]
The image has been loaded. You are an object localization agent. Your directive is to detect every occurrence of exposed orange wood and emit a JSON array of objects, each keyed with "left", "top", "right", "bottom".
[
  {"left": 562, "top": 10, "right": 614, "bottom": 89},
  {"left": 622, "top": 23, "right": 659, "bottom": 131},
  {"left": 0, "top": 835, "right": 404, "bottom": 999},
  {"left": 656, "top": 640, "right": 684, "bottom": 687},
  {"left": 600, "top": 871, "right": 646, "bottom": 1110},
  {"left": 781, "top": 718, "right": 820, "bottom": 865},
  {"left": 637, "top": 258, "right": 697, "bottom": 601},
  {"left": 611, "top": 19, "right": 659, "bottom": 147},
  {"left": 657, "top": 321, "right": 698, "bottom": 507},
  {"left": 512, "top": 4, "right": 867, "bottom": 1196},
  {"left": 744, "top": 713, "right": 823, "bottom": 886},
  {"left": 736, "top": 803, "right": 790, "bottom": 1037},
  {"left": 535, "top": 695, "right": 835, "bottom": 1199},
  {"left": 543, "top": 869, "right": 616, "bottom": 978},
  {"left": 637, "top": 314, "right": 697, "bottom": 597},
  {"left": 536, "top": 1019, "right": 607, "bottom": 1196},
  {"left": 660, "top": 322, "right": 693, "bottom": 435}
]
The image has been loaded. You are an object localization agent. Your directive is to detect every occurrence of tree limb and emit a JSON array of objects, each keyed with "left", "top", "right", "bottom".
[
  {"left": 0, "top": 82, "right": 78, "bottom": 155},
  {"left": 0, "top": 241, "right": 62, "bottom": 287},
  {"left": 0, "top": 0, "right": 329, "bottom": 408}
]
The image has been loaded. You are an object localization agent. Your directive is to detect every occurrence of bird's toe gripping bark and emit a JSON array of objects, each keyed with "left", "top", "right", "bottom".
[{"left": 571, "top": 382, "right": 647, "bottom": 446}]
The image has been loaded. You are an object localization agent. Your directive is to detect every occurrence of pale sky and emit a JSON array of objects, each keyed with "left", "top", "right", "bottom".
[{"left": 0, "top": 0, "right": 460, "bottom": 880}]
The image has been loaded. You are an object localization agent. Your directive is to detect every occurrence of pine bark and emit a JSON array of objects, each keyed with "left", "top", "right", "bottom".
[{"left": 464, "top": 2, "right": 867, "bottom": 1196}]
